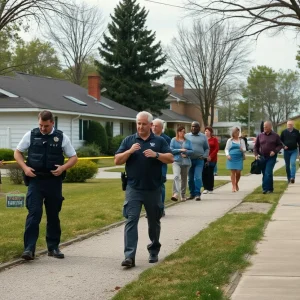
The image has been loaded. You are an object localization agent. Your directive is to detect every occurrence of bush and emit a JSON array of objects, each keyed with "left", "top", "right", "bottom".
[
  {"left": 7, "top": 164, "right": 23, "bottom": 184},
  {"left": 164, "top": 128, "right": 176, "bottom": 139},
  {"left": 107, "top": 135, "right": 125, "bottom": 155},
  {"left": 219, "top": 142, "right": 226, "bottom": 150},
  {"left": 76, "top": 143, "right": 101, "bottom": 162},
  {"left": 0, "top": 148, "right": 14, "bottom": 161},
  {"left": 64, "top": 160, "right": 98, "bottom": 183},
  {"left": 85, "top": 121, "right": 108, "bottom": 154}
]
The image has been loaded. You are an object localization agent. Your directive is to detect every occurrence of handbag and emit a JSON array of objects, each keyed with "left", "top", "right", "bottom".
[
  {"left": 250, "top": 159, "right": 262, "bottom": 174},
  {"left": 181, "top": 157, "right": 191, "bottom": 167}
]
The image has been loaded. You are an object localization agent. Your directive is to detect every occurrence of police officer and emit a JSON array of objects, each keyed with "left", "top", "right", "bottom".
[
  {"left": 14, "top": 110, "right": 78, "bottom": 260},
  {"left": 115, "top": 111, "right": 173, "bottom": 268}
]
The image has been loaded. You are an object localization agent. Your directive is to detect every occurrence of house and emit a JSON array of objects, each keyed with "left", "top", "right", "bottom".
[
  {"left": 277, "top": 115, "right": 300, "bottom": 134},
  {"left": 157, "top": 76, "right": 219, "bottom": 132},
  {"left": 0, "top": 73, "right": 138, "bottom": 150}
]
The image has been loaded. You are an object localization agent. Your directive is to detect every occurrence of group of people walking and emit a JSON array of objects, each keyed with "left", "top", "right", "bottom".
[{"left": 3, "top": 109, "right": 298, "bottom": 271}]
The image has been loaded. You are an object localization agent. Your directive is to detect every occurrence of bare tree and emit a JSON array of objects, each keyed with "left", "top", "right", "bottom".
[
  {"left": 0, "top": 0, "right": 73, "bottom": 33},
  {"left": 46, "top": 2, "right": 104, "bottom": 86},
  {"left": 167, "top": 19, "right": 250, "bottom": 126},
  {"left": 186, "top": 0, "right": 300, "bottom": 39}
]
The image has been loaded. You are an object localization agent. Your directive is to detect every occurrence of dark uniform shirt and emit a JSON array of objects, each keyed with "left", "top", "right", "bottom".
[
  {"left": 280, "top": 128, "right": 300, "bottom": 151},
  {"left": 116, "top": 132, "right": 171, "bottom": 190}
]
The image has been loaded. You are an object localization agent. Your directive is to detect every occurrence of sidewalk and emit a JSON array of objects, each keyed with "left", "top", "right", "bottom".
[
  {"left": 0, "top": 159, "right": 285, "bottom": 300},
  {"left": 231, "top": 170, "right": 300, "bottom": 300}
]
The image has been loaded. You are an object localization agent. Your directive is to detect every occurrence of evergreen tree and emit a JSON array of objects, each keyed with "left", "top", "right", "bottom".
[{"left": 96, "top": 0, "right": 168, "bottom": 114}]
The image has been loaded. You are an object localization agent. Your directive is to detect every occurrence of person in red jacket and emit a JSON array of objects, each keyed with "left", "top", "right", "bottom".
[{"left": 202, "top": 126, "right": 219, "bottom": 194}]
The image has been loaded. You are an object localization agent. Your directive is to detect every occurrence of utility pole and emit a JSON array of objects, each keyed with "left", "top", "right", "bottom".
[{"left": 248, "top": 97, "right": 250, "bottom": 136}]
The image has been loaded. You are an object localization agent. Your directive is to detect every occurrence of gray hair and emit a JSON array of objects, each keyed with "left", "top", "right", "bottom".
[
  {"left": 136, "top": 111, "right": 153, "bottom": 123},
  {"left": 264, "top": 121, "right": 273, "bottom": 127},
  {"left": 153, "top": 118, "right": 164, "bottom": 128}
]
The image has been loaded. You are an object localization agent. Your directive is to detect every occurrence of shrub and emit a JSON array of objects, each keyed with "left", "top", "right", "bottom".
[
  {"left": 0, "top": 148, "right": 14, "bottom": 161},
  {"left": 164, "top": 128, "right": 176, "bottom": 139},
  {"left": 64, "top": 160, "right": 98, "bottom": 183},
  {"left": 108, "top": 135, "right": 124, "bottom": 155},
  {"left": 85, "top": 121, "right": 108, "bottom": 154},
  {"left": 76, "top": 143, "right": 101, "bottom": 162},
  {"left": 7, "top": 164, "right": 23, "bottom": 184},
  {"left": 219, "top": 142, "right": 226, "bottom": 150}
]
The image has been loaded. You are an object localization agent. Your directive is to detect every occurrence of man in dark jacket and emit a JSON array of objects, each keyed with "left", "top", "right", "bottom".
[
  {"left": 280, "top": 120, "right": 300, "bottom": 183},
  {"left": 254, "top": 121, "right": 282, "bottom": 194},
  {"left": 14, "top": 110, "right": 78, "bottom": 260}
]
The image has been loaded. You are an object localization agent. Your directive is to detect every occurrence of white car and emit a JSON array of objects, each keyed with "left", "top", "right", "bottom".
[{"left": 247, "top": 137, "right": 256, "bottom": 152}]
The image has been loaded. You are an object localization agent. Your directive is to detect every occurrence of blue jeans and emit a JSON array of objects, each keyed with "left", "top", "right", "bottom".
[
  {"left": 260, "top": 155, "right": 277, "bottom": 192},
  {"left": 188, "top": 159, "right": 204, "bottom": 196},
  {"left": 284, "top": 149, "right": 298, "bottom": 181},
  {"left": 214, "top": 163, "right": 218, "bottom": 174}
]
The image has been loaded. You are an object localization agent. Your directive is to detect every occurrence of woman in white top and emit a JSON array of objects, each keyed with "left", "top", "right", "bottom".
[{"left": 225, "top": 127, "right": 246, "bottom": 192}]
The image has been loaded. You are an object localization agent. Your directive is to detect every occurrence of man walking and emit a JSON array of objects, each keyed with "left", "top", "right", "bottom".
[
  {"left": 185, "top": 121, "right": 209, "bottom": 201},
  {"left": 115, "top": 111, "right": 173, "bottom": 268},
  {"left": 280, "top": 120, "right": 300, "bottom": 183},
  {"left": 152, "top": 118, "right": 171, "bottom": 216},
  {"left": 254, "top": 121, "right": 282, "bottom": 194},
  {"left": 14, "top": 110, "right": 78, "bottom": 260}
]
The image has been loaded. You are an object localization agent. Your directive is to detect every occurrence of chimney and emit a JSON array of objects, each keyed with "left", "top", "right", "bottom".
[
  {"left": 174, "top": 75, "right": 184, "bottom": 96},
  {"left": 88, "top": 74, "right": 101, "bottom": 101}
]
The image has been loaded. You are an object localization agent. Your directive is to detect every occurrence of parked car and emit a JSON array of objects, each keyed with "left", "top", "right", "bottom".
[{"left": 247, "top": 137, "right": 256, "bottom": 152}]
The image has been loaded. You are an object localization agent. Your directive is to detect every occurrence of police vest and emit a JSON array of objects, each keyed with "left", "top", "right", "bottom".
[{"left": 26, "top": 128, "right": 64, "bottom": 172}]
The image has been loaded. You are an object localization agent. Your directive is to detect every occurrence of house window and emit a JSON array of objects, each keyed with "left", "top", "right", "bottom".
[
  {"left": 120, "top": 123, "right": 124, "bottom": 136},
  {"left": 79, "top": 119, "right": 89, "bottom": 140},
  {"left": 54, "top": 116, "right": 58, "bottom": 129}
]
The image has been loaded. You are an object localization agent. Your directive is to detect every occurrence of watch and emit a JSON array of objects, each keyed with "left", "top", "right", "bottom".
[{"left": 155, "top": 152, "right": 160, "bottom": 159}]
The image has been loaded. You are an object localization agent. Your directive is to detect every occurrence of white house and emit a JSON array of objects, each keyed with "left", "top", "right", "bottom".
[{"left": 0, "top": 73, "right": 138, "bottom": 150}]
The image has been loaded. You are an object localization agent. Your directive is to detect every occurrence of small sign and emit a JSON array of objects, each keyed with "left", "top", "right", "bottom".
[{"left": 6, "top": 194, "right": 25, "bottom": 208}]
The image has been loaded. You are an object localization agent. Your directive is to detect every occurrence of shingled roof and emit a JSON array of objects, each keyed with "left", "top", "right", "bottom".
[{"left": 0, "top": 73, "right": 137, "bottom": 120}]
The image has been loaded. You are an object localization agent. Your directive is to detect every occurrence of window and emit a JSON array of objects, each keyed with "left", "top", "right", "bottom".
[
  {"left": 54, "top": 116, "right": 58, "bottom": 129},
  {"left": 0, "top": 88, "right": 18, "bottom": 98},
  {"left": 97, "top": 102, "right": 114, "bottom": 110},
  {"left": 79, "top": 119, "right": 89, "bottom": 140},
  {"left": 120, "top": 122, "right": 124, "bottom": 136},
  {"left": 64, "top": 95, "right": 87, "bottom": 106},
  {"left": 131, "top": 122, "right": 136, "bottom": 134}
]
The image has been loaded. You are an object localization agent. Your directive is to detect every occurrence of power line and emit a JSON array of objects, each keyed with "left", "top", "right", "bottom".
[{"left": 144, "top": 0, "right": 200, "bottom": 11}]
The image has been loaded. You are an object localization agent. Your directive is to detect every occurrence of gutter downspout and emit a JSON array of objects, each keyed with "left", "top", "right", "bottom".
[{"left": 71, "top": 114, "right": 81, "bottom": 144}]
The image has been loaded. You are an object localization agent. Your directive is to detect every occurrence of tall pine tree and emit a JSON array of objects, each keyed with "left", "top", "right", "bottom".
[{"left": 96, "top": 0, "right": 168, "bottom": 114}]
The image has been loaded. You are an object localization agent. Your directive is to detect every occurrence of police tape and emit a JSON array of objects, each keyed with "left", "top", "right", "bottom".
[{"left": 1, "top": 156, "right": 115, "bottom": 164}]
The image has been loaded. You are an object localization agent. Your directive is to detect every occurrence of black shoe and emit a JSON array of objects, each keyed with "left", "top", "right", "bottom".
[
  {"left": 21, "top": 250, "right": 34, "bottom": 260},
  {"left": 263, "top": 191, "right": 267, "bottom": 194},
  {"left": 149, "top": 254, "right": 158, "bottom": 263},
  {"left": 48, "top": 248, "right": 65, "bottom": 259},
  {"left": 121, "top": 257, "right": 135, "bottom": 268},
  {"left": 195, "top": 196, "right": 201, "bottom": 201},
  {"left": 291, "top": 178, "right": 295, "bottom": 184},
  {"left": 186, "top": 195, "right": 195, "bottom": 200}
]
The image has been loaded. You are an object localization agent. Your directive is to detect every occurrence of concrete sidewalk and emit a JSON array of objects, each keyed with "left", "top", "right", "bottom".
[
  {"left": 231, "top": 170, "right": 300, "bottom": 300},
  {"left": 0, "top": 159, "right": 285, "bottom": 300}
]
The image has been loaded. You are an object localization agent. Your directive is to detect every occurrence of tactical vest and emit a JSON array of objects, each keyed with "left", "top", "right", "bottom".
[{"left": 26, "top": 128, "right": 64, "bottom": 172}]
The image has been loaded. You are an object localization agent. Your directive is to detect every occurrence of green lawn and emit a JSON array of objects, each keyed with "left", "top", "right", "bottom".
[
  {"left": 113, "top": 181, "right": 288, "bottom": 300},
  {"left": 0, "top": 178, "right": 227, "bottom": 263},
  {"left": 107, "top": 155, "right": 253, "bottom": 176}
]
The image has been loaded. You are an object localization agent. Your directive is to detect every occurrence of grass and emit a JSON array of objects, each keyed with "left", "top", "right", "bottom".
[
  {"left": 106, "top": 155, "right": 253, "bottom": 176},
  {"left": 112, "top": 182, "right": 287, "bottom": 300},
  {"left": 96, "top": 157, "right": 115, "bottom": 168},
  {"left": 243, "top": 181, "right": 288, "bottom": 204},
  {"left": 274, "top": 164, "right": 299, "bottom": 177},
  {"left": 0, "top": 178, "right": 227, "bottom": 264}
]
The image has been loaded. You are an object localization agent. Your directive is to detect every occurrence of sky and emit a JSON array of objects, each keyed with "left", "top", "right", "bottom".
[{"left": 23, "top": 0, "right": 300, "bottom": 86}]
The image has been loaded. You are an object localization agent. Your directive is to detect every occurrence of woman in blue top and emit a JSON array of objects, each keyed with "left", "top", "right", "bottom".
[
  {"left": 225, "top": 127, "right": 246, "bottom": 192},
  {"left": 170, "top": 126, "right": 194, "bottom": 201}
]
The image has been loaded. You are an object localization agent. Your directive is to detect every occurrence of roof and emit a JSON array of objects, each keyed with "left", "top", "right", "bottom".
[
  {"left": 277, "top": 114, "right": 300, "bottom": 126},
  {"left": 0, "top": 73, "right": 138, "bottom": 120},
  {"left": 157, "top": 109, "right": 194, "bottom": 123},
  {"left": 213, "top": 122, "right": 242, "bottom": 128}
]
